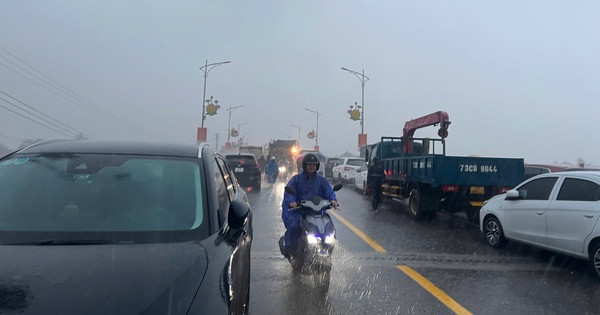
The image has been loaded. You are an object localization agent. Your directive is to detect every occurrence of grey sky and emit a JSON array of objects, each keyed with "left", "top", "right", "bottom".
[{"left": 1, "top": 1, "right": 599, "bottom": 164}]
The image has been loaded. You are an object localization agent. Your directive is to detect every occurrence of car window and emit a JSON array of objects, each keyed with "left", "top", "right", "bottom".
[
  {"left": 557, "top": 178, "right": 600, "bottom": 201},
  {"left": 347, "top": 159, "right": 364, "bottom": 167},
  {"left": 517, "top": 177, "right": 558, "bottom": 200},
  {"left": 0, "top": 154, "right": 204, "bottom": 232},
  {"left": 216, "top": 156, "right": 236, "bottom": 198}
]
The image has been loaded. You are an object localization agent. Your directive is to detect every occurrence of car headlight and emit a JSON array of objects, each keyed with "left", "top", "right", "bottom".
[{"left": 279, "top": 166, "right": 286, "bottom": 172}]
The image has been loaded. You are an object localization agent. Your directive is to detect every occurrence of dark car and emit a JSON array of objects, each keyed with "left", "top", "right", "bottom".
[
  {"left": 225, "top": 154, "right": 262, "bottom": 193},
  {"left": 324, "top": 157, "right": 343, "bottom": 179},
  {"left": 0, "top": 140, "right": 253, "bottom": 315}
]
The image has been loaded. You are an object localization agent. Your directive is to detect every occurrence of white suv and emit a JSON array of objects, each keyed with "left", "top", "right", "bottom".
[{"left": 331, "top": 157, "right": 364, "bottom": 184}]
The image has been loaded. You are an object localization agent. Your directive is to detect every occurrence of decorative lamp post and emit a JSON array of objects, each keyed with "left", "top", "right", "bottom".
[{"left": 305, "top": 108, "right": 321, "bottom": 151}]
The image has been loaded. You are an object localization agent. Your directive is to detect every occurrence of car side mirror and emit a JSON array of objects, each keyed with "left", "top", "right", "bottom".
[
  {"left": 228, "top": 199, "right": 250, "bottom": 229},
  {"left": 505, "top": 190, "right": 520, "bottom": 200}
]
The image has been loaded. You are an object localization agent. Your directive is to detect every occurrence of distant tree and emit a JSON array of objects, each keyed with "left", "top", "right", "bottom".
[
  {"left": 74, "top": 133, "right": 88, "bottom": 140},
  {"left": 340, "top": 151, "right": 358, "bottom": 157},
  {"left": 577, "top": 157, "right": 585, "bottom": 168},
  {"left": 18, "top": 138, "right": 45, "bottom": 149}
]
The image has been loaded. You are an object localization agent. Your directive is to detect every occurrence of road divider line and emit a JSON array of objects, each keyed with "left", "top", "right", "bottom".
[
  {"left": 396, "top": 265, "right": 473, "bottom": 315},
  {"left": 328, "top": 210, "right": 387, "bottom": 253}
]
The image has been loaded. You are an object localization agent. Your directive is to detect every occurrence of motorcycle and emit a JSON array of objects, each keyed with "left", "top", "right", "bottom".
[{"left": 278, "top": 183, "right": 343, "bottom": 290}]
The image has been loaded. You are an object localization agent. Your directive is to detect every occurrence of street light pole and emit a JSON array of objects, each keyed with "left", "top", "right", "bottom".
[
  {"left": 305, "top": 108, "right": 321, "bottom": 148},
  {"left": 236, "top": 122, "right": 248, "bottom": 144},
  {"left": 227, "top": 105, "right": 243, "bottom": 143},
  {"left": 200, "top": 59, "right": 231, "bottom": 128},
  {"left": 341, "top": 67, "right": 369, "bottom": 134},
  {"left": 291, "top": 124, "right": 301, "bottom": 148}
]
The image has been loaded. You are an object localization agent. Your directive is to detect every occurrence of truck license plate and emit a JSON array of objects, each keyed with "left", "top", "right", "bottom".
[
  {"left": 235, "top": 167, "right": 244, "bottom": 172},
  {"left": 470, "top": 186, "right": 485, "bottom": 194}
]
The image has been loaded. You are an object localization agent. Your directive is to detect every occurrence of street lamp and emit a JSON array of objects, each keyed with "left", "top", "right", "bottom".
[
  {"left": 227, "top": 105, "right": 244, "bottom": 143},
  {"left": 305, "top": 108, "right": 321, "bottom": 149},
  {"left": 236, "top": 122, "right": 248, "bottom": 143},
  {"left": 200, "top": 60, "right": 231, "bottom": 128},
  {"left": 291, "top": 124, "right": 301, "bottom": 148},
  {"left": 341, "top": 67, "right": 369, "bottom": 134}
]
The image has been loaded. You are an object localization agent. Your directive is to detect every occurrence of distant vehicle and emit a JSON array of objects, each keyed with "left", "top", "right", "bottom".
[
  {"left": 353, "top": 162, "right": 369, "bottom": 195},
  {"left": 225, "top": 154, "right": 262, "bottom": 192},
  {"left": 239, "top": 145, "right": 263, "bottom": 159},
  {"left": 0, "top": 139, "right": 253, "bottom": 314},
  {"left": 480, "top": 171, "right": 600, "bottom": 279},
  {"left": 324, "top": 157, "right": 343, "bottom": 179},
  {"left": 524, "top": 163, "right": 600, "bottom": 181},
  {"left": 268, "top": 139, "right": 298, "bottom": 161},
  {"left": 331, "top": 157, "right": 364, "bottom": 184}
]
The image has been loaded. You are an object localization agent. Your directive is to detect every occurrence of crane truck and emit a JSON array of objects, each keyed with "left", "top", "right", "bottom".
[{"left": 365, "top": 111, "right": 524, "bottom": 222}]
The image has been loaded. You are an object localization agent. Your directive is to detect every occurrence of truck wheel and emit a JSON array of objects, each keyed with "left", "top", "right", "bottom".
[{"left": 408, "top": 188, "right": 422, "bottom": 219}]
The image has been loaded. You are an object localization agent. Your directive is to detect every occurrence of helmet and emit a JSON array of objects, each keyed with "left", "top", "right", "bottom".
[
  {"left": 270, "top": 156, "right": 276, "bottom": 160},
  {"left": 302, "top": 153, "right": 320, "bottom": 172}
]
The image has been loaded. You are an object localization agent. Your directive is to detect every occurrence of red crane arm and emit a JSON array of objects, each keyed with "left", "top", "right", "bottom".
[{"left": 402, "top": 111, "right": 451, "bottom": 153}]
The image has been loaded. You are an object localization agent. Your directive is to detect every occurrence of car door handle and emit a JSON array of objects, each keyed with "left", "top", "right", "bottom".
[
  {"left": 584, "top": 214, "right": 594, "bottom": 218},
  {"left": 536, "top": 211, "right": 545, "bottom": 215}
]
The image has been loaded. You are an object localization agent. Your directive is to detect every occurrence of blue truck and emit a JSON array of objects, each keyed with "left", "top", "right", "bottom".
[{"left": 366, "top": 111, "right": 524, "bottom": 221}]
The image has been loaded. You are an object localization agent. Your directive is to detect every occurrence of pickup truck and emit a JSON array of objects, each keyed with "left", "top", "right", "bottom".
[{"left": 366, "top": 111, "right": 524, "bottom": 222}]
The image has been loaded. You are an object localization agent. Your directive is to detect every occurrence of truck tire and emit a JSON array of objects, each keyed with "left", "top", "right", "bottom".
[{"left": 408, "top": 188, "right": 423, "bottom": 219}]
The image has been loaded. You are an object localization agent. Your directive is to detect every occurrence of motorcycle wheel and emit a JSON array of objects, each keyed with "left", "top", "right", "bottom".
[{"left": 314, "top": 269, "right": 331, "bottom": 292}]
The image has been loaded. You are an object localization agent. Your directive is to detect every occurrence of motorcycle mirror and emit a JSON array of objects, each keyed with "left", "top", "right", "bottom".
[
  {"left": 332, "top": 184, "right": 343, "bottom": 191},
  {"left": 284, "top": 186, "right": 296, "bottom": 194}
]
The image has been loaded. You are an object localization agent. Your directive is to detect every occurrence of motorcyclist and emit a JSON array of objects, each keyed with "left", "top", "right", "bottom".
[
  {"left": 281, "top": 152, "right": 339, "bottom": 268},
  {"left": 265, "top": 156, "right": 279, "bottom": 183},
  {"left": 367, "top": 157, "right": 385, "bottom": 211}
]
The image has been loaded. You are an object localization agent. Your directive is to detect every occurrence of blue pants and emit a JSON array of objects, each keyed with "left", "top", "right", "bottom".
[{"left": 283, "top": 211, "right": 302, "bottom": 254}]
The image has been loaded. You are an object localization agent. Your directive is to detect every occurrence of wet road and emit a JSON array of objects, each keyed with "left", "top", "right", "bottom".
[{"left": 246, "top": 180, "right": 600, "bottom": 315}]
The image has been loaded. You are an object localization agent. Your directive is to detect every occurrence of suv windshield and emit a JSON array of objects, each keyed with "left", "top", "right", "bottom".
[
  {"left": 0, "top": 154, "right": 205, "bottom": 235},
  {"left": 226, "top": 155, "right": 257, "bottom": 165}
]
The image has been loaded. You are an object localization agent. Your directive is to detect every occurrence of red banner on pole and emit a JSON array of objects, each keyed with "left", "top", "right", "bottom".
[
  {"left": 197, "top": 127, "right": 207, "bottom": 143},
  {"left": 358, "top": 133, "right": 367, "bottom": 149}
]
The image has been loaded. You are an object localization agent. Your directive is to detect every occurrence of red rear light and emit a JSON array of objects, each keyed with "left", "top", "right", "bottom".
[
  {"left": 498, "top": 187, "right": 511, "bottom": 193},
  {"left": 443, "top": 185, "right": 459, "bottom": 192}
]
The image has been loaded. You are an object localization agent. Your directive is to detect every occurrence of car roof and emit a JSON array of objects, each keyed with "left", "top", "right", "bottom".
[
  {"left": 527, "top": 170, "right": 600, "bottom": 181},
  {"left": 13, "top": 139, "right": 207, "bottom": 158}
]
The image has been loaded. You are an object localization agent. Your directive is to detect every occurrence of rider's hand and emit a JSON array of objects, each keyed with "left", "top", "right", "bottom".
[
  {"left": 289, "top": 202, "right": 298, "bottom": 209},
  {"left": 330, "top": 200, "right": 339, "bottom": 208}
]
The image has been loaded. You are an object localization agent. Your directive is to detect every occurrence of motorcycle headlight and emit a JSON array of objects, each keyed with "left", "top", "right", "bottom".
[
  {"left": 306, "top": 233, "right": 320, "bottom": 245},
  {"left": 279, "top": 166, "right": 286, "bottom": 172},
  {"left": 324, "top": 233, "right": 336, "bottom": 244}
]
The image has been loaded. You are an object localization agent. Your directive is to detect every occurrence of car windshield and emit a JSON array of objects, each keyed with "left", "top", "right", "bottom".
[{"left": 0, "top": 153, "right": 205, "bottom": 234}]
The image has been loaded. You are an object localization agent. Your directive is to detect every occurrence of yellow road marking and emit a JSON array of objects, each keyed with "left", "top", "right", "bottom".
[
  {"left": 397, "top": 266, "right": 473, "bottom": 315},
  {"left": 327, "top": 210, "right": 472, "bottom": 314},
  {"left": 328, "top": 210, "right": 387, "bottom": 253}
]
